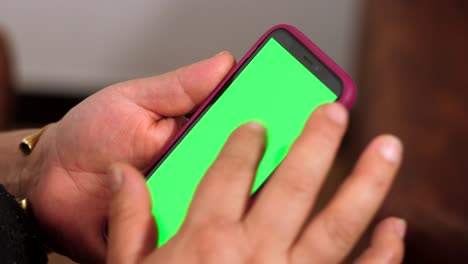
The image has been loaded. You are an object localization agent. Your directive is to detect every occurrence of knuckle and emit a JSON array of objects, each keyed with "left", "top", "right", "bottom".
[
  {"left": 215, "top": 151, "right": 255, "bottom": 177},
  {"left": 280, "top": 171, "right": 318, "bottom": 197},
  {"left": 110, "top": 201, "right": 136, "bottom": 225},
  {"left": 371, "top": 171, "right": 391, "bottom": 191},
  {"left": 314, "top": 123, "right": 341, "bottom": 147},
  {"left": 190, "top": 224, "right": 243, "bottom": 261},
  {"left": 323, "top": 214, "right": 358, "bottom": 251},
  {"left": 193, "top": 225, "right": 227, "bottom": 246},
  {"left": 357, "top": 166, "right": 393, "bottom": 196},
  {"left": 226, "top": 152, "right": 250, "bottom": 168}
]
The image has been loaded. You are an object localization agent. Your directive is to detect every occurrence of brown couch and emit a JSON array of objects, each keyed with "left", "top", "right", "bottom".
[
  {"left": 351, "top": 0, "right": 468, "bottom": 263},
  {"left": 0, "top": 28, "right": 13, "bottom": 130}
]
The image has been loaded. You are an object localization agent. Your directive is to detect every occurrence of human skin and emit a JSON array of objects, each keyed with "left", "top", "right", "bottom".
[
  {"left": 4, "top": 52, "right": 236, "bottom": 263},
  {"left": 106, "top": 104, "right": 405, "bottom": 264},
  {"left": 0, "top": 52, "right": 405, "bottom": 263}
]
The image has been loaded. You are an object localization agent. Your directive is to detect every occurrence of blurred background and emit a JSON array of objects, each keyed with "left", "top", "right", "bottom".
[
  {"left": 1, "top": 0, "right": 468, "bottom": 263},
  {"left": 0, "top": 0, "right": 361, "bottom": 129}
]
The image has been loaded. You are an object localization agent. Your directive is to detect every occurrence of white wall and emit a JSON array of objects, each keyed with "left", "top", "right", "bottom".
[{"left": 0, "top": 0, "right": 362, "bottom": 96}]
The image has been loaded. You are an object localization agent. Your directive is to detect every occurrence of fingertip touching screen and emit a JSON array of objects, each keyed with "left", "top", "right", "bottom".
[{"left": 147, "top": 30, "right": 341, "bottom": 247}]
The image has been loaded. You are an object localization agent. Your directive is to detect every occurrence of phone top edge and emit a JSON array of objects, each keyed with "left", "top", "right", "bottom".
[{"left": 270, "top": 24, "right": 357, "bottom": 110}]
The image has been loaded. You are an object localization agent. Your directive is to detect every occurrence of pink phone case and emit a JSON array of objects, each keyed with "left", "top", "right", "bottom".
[
  {"left": 102, "top": 25, "right": 358, "bottom": 240},
  {"left": 144, "top": 24, "right": 356, "bottom": 175}
]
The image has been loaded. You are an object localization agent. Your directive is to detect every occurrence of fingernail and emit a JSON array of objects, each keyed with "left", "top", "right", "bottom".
[
  {"left": 246, "top": 121, "right": 265, "bottom": 132},
  {"left": 214, "top": 51, "right": 228, "bottom": 57},
  {"left": 325, "top": 103, "right": 347, "bottom": 125},
  {"left": 108, "top": 165, "right": 123, "bottom": 193},
  {"left": 379, "top": 136, "right": 403, "bottom": 163},
  {"left": 393, "top": 218, "right": 407, "bottom": 238}
]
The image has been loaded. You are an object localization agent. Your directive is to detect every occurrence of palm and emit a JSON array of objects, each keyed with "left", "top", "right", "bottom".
[
  {"left": 26, "top": 53, "right": 235, "bottom": 263},
  {"left": 55, "top": 87, "right": 180, "bottom": 174}
]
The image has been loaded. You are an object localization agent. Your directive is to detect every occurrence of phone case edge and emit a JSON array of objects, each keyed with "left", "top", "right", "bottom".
[{"left": 143, "top": 24, "right": 357, "bottom": 175}]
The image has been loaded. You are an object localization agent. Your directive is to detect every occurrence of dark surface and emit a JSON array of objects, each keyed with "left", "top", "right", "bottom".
[
  {"left": 352, "top": 0, "right": 468, "bottom": 262},
  {"left": 13, "top": 92, "right": 85, "bottom": 128},
  {"left": 0, "top": 185, "right": 48, "bottom": 264},
  {"left": 0, "top": 29, "right": 13, "bottom": 130}
]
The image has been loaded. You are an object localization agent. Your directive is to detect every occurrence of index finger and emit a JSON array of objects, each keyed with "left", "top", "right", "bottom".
[{"left": 186, "top": 122, "right": 266, "bottom": 225}]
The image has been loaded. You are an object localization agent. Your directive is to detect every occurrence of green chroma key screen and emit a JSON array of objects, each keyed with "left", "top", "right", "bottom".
[{"left": 147, "top": 37, "right": 338, "bottom": 246}]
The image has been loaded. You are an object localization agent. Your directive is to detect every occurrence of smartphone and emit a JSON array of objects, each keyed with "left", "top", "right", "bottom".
[{"left": 145, "top": 24, "right": 356, "bottom": 247}]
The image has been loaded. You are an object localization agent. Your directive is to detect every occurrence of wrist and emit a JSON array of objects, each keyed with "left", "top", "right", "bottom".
[
  {"left": 20, "top": 124, "right": 56, "bottom": 199},
  {"left": 0, "top": 129, "right": 40, "bottom": 197},
  {"left": 16, "top": 124, "right": 57, "bottom": 255}
]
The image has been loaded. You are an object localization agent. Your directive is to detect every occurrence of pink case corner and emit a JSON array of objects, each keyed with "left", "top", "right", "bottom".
[{"left": 263, "top": 24, "right": 357, "bottom": 109}]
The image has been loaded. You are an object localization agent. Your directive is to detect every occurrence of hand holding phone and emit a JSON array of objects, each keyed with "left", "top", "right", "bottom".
[{"left": 146, "top": 24, "right": 356, "bottom": 246}]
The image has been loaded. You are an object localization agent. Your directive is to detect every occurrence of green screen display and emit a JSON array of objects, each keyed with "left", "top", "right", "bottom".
[{"left": 147, "top": 37, "right": 338, "bottom": 246}]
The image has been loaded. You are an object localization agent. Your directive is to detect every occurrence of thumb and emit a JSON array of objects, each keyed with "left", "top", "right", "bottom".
[
  {"left": 118, "top": 51, "right": 236, "bottom": 117},
  {"left": 106, "top": 163, "right": 157, "bottom": 264}
]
